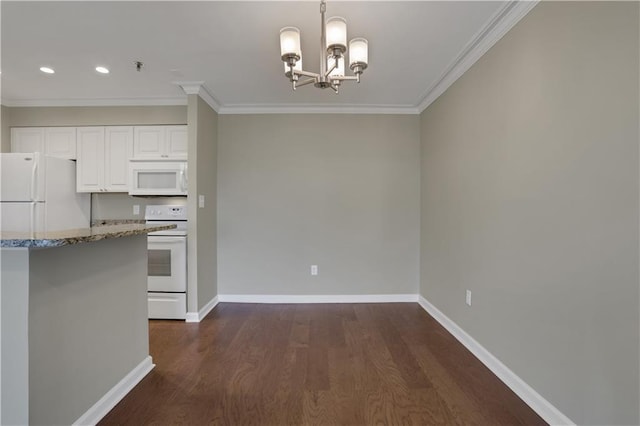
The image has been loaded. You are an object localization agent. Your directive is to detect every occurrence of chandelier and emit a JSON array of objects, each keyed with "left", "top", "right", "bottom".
[{"left": 279, "top": 0, "right": 369, "bottom": 93}]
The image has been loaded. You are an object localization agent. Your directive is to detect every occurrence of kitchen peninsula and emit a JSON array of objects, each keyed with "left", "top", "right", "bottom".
[{"left": 0, "top": 223, "right": 174, "bottom": 425}]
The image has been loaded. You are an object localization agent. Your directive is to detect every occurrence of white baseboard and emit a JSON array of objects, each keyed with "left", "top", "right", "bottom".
[
  {"left": 73, "top": 356, "right": 154, "bottom": 426},
  {"left": 217, "top": 294, "right": 418, "bottom": 304},
  {"left": 417, "top": 296, "right": 574, "bottom": 426},
  {"left": 185, "top": 295, "right": 219, "bottom": 322}
]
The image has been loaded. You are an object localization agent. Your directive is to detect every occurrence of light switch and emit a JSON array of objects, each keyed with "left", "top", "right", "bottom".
[
  {"left": 133, "top": 205, "right": 140, "bottom": 215},
  {"left": 199, "top": 195, "right": 205, "bottom": 208}
]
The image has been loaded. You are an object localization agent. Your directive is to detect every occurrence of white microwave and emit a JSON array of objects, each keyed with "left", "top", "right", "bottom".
[{"left": 129, "top": 160, "right": 188, "bottom": 196}]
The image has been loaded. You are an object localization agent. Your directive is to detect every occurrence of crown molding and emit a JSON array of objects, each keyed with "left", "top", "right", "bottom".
[
  {"left": 174, "top": 81, "right": 221, "bottom": 112},
  {"left": 416, "top": 0, "right": 539, "bottom": 113},
  {"left": 0, "top": 97, "right": 187, "bottom": 107},
  {"left": 0, "top": 97, "right": 417, "bottom": 114},
  {"left": 175, "top": 81, "right": 205, "bottom": 95},
  {"left": 217, "top": 104, "right": 420, "bottom": 115}
]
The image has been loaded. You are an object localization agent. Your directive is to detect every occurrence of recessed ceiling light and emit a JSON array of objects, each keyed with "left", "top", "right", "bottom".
[
  {"left": 40, "top": 66, "right": 55, "bottom": 74},
  {"left": 95, "top": 66, "right": 109, "bottom": 74}
]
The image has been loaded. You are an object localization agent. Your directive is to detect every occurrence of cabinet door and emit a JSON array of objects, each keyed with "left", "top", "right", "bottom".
[
  {"left": 165, "top": 126, "right": 188, "bottom": 159},
  {"left": 133, "top": 126, "right": 165, "bottom": 158},
  {"left": 45, "top": 127, "right": 76, "bottom": 159},
  {"left": 11, "top": 128, "right": 45, "bottom": 153},
  {"left": 104, "top": 127, "right": 133, "bottom": 192},
  {"left": 76, "top": 127, "right": 105, "bottom": 192}
]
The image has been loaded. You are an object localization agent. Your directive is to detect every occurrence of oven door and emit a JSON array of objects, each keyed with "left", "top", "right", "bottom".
[{"left": 147, "top": 235, "right": 187, "bottom": 292}]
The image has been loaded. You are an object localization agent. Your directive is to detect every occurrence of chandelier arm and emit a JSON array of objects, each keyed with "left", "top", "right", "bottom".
[
  {"left": 294, "top": 69, "right": 320, "bottom": 79},
  {"left": 331, "top": 75, "right": 358, "bottom": 81},
  {"left": 324, "top": 57, "right": 338, "bottom": 78},
  {"left": 330, "top": 84, "right": 339, "bottom": 93},
  {"left": 296, "top": 78, "right": 317, "bottom": 88}
]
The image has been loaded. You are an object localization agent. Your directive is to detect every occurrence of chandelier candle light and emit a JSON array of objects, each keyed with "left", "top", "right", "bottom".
[{"left": 280, "top": 0, "right": 368, "bottom": 93}]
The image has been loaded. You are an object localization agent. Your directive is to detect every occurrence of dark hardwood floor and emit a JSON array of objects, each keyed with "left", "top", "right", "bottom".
[{"left": 100, "top": 303, "right": 546, "bottom": 425}]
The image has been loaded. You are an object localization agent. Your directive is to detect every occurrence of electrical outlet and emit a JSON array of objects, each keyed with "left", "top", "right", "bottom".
[
  {"left": 198, "top": 195, "right": 205, "bottom": 208},
  {"left": 133, "top": 205, "right": 140, "bottom": 215},
  {"left": 310, "top": 265, "right": 318, "bottom": 276},
  {"left": 466, "top": 290, "right": 472, "bottom": 306}
]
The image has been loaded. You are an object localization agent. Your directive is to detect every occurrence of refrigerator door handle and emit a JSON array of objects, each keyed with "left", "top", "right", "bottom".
[
  {"left": 30, "top": 159, "right": 38, "bottom": 201},
  {"left": 30, "top": 202, "right": 36, "bottom": 232}
]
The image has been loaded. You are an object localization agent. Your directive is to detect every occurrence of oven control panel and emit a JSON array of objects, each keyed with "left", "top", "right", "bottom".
[{"left": 145, "top": 205, "right": 188, "bottom": 221}]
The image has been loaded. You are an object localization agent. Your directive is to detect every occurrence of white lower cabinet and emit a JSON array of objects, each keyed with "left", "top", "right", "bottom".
[
  {"left": 148, "top": 293, "right": 187, "bottom": 319},
  {"left": 76, "top": 126, "right": 133, "bottom": 192}
]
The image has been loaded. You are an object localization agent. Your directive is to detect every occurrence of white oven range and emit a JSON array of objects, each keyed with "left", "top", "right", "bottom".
[{"left": 145, "top": 204, "right": 187, "bottom": 320}]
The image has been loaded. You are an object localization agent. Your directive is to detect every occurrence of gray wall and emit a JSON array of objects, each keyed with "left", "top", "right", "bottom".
[
  {"left": 5, "top": 105, "right": 186, "bottom": 127},
  {"left": 218, "top": 114, "right": 420, "bottom": 296},
  {"left": 419, "top": 2, "right": 639, "bottom": 425},
  {"left": 1, "top": 249, "right": 29, "bottom": 425},
  {"left": 25, "top": 235, "right": 148, "bottom": 425},
  {"left": 187, "top": 94, "right": 218, "bottom": 312}
]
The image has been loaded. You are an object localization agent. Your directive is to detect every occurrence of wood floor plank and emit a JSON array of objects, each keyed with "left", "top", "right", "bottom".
[
  {"left": 370, "top": 304, "right": 434, "bottom": 390},
  {"left": 99, "top": 303, "right": 546, "bottom": 426},
  {"left": 410, "top": 343, "right": 495, "bottom": 425}
]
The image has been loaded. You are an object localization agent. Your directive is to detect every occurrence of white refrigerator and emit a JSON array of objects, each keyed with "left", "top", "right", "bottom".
[{"left": 1, "top": 153, "right": 90, "bottom": 232}]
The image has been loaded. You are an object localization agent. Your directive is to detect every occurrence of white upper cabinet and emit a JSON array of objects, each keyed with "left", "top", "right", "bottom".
[
  {"left": 76, "top": 127, "right": 105, "bottom": 193},
  {"left": 133, "top": 126, "right": 164, "bottom": 158},
  {"left": 165, "top": 126, "right": 188, "bottom": 158},
  {"left": 11, "top": 128, "right": 44, "bottom": 153},
  {"left": 45, "top": 127, "right": 77, "bottom": 159},
  {"left": 133, "top": 125, "right": 187, "bottom": 159},
  {"left": 11, "top": 127, "right": 76, "bottom": 159},
  {"left": 104, "top": 127, "right": 134, "bottom": 192},
  {"left": 76, "top": 126, "right": 133, "bottom": 193}
]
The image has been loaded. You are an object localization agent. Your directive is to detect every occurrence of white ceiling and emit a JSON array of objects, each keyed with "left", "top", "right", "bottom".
[{"left": 0, "top": 1, "right": 532, "bottom": 114}]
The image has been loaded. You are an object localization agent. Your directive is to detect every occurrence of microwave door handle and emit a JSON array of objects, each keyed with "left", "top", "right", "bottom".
[{"left": 181, "top": 165, "right": 188, "bottom": 193}]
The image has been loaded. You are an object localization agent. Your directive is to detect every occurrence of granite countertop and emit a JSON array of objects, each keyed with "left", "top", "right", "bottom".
[
  {"left": 0, "top": 223, "right": 176, "bottom": 248},
  {"left": 91, "top": 219, "right": 146, "bottom": 226}
]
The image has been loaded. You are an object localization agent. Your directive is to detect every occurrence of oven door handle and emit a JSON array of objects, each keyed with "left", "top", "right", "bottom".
[{"left": 148, "top": 236, "right": 186, "bottom": 244}]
